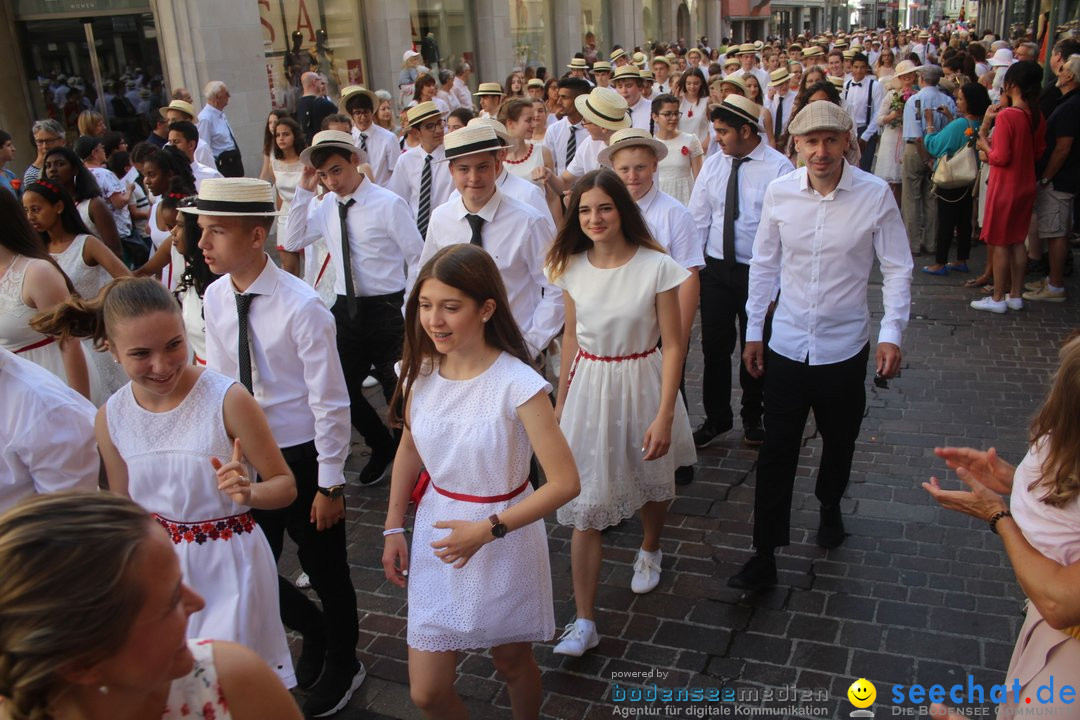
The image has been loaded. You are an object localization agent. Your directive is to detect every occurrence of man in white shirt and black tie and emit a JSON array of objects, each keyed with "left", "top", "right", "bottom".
[
  {"left": 195, "top": 177, "right": 365, "bottom": 717},
  {"left": 842, "top": 52, "right": 883, "bottom": 172},
  {"left": 688, "top": 96, "right": 794, "bottom": 451},
  {"left": 651, "top": 56, "right": 674, "bottom": 94},
  {"left": 731, "top": 102, "right": 912, "bottom": 592},
  {"left": 284, "top": 131, "right": 424, "bottom": 490},
  {"left": 613, "top": 65, "right": 652, "bottom": 130},
  {"left": 341, "top": 85, "right": 398, "bottom": 185},
  {"left": 765, "top": 67, "right": 796, "bottom": 150},
  {"left": 543, "top": 78, "right": 591, "bottom": 176},
  {"left": 416, "top": 124, "right": 563, "bottom": 360},
  {"left": 387, "top": 102, "right": 453, "bottom": 240}
]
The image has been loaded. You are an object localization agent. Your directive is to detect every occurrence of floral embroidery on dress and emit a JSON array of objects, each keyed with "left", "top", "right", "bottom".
[{"left": 154, "top": 513, "right": 257, "bottom": 545}]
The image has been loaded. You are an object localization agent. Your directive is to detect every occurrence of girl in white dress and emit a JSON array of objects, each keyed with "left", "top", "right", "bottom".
[
  {"left": 137, "top": 147, "right": 196, "bottom": 289},
  {"left": 0, "top": 188, "right": 90, "bottom": 399},
  {"left": 677, "top": 68, "right": 711, "bottom": 146},
  {"left": 498, "top": 98, "right": 563, "bottom": 223},
  {"left": 42, "top": 146, "right": 123, "bottom": 259},
  {"left": 650, "top": 94, "right": 703, "bottom": 205},
  {"left": 23, "top": 179, "right": 131, "bottom": 405},
  {"left": 270, "top": 117, "right": 305, "bottom": 278},
  {"left": 35, "top": 277, "right": 299, "bottom": 689},
  {"left": 171, "top": 202, "right": 220, "bottom": 366},
  {"left": 546, "top": 170, "right": 695, "bottom": 657},
  {"left": 381, "top": 244, "right": 579, "bottom": 719}
]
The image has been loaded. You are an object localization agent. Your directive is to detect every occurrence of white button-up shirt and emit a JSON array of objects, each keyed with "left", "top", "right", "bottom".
[
  {"left": 843, "top": 76, "right": 884, "bottom": 140},
  {"left": 688, "top": 139, "right": 794, "bottom": 264},
  {"left": 566, "top": 137, "right": 605, "bottom": 178},
  {"left": 452, "top": 77, "right": 474, "bottom": 111},
  {"left": 449, "top": 169, "right": 556, "bottom": 235},
  {"left": 284, "top": 175, "right": 423, "bottom": 296},
  {"left": 636, "top": 183, "right": 705, "bottom": 270},
  {"left": 196, "top": 104, "right": 238, "bottom": 157},
  {"left": 543, "top": 117, "right": 583, "bottom": 175},
  {"left": 417, "top": 190, "right": 564, "bottom": 356},
  {"left": 766, "top": 90, "right": 796, "bottom": 139},
  {"left": 628, "top": 96, "right": 652, "bottom": 130},
  {"left": 746, "top": 163, "right": 913, "bottom": 365},
  {"left": 195, "top": 138, "right": 216, "bottom": 169},
  {"left": 203, "top": 256, "right": 351, "bottom": 489},
  {"left": 351, "top": 123, "right": 399, "bottom": 186},
  {"left": 191, "top": 160, "right": 223, "bottom": 190},
  {"left": 386, "top": 144, "right": 453, "bottom": 219},
  {"left": 1, "top": 349, "right": 97, "bottom": 512}
]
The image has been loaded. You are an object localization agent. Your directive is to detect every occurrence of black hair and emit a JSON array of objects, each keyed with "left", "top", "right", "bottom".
[
  {"left": 1002, "top": 61, "right": 1044, "bottom": 142},
  {"left": 175, "top": 200, "right": 219, "bottom": 298},
  {"left": 44, "top": 147, "right": 101, "bottom": 202},
  {"left": 167, "top": 120, "right": 199, "bottom": 143},
  {"left": 144, "top": 145, "right": 196, "bottom": 192},
  {"left": 851, "top": 52, "right": 869, "bottom": 65},
  {"left": 557, "top": 77, "right": 592, "bottom": 95},
  {"left": 129, "top": 141, "right": 158, "bottom": 165},
  {"left": 345, "top": 93, "right": 374, "bottom": 114},
  {"left": 22, "top": 180, "right": 94, "bottom": 239},
  {"left": 320, "top": 113, "right": 352, "bottom": 130},
  {"left": 102, "top": 131, "right": 126, "bottom": 156},
  {"left": 272, "top": 117, "right": 307, "bottom": 159},
  {"left": 649, "top": 93, "right": 679, "bottom": 134},
  {"left": 73, "top": 135, "right": 102, "bottom": 161},
  {"left": 448, "top": 107, "right": 475, "bottom": 128},
  {"left": 310, "top": 146, "right": 356, "bottom": 168},
  {"left": 105, "top": 150, "right": 130, "bottom": 179},
  {"left": 160, "top": 175, "right": 195, "bottom": 211},
  {"left": 711, "top": 104, "right": 754, "bottom": 132},
  {"left": 0, "top": 130, "right": 12, "bottom": 146},
  {"left": 960, "top": 82, "right": 992, "bottom": 118}
]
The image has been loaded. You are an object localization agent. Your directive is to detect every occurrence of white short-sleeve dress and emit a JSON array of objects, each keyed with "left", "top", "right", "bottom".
[
  {"left": 552, "top": 248, "right": 697, "bottom": 530},
  {"left": 407, "top": 351, "right": 556, "bottom": 651},
  {"left": 657, "top": 132, "right": 704, "bottom": 205}
]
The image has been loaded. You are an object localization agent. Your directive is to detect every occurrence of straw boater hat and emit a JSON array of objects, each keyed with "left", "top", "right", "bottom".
[
  {"left": 593, "top": 60, "right": 613, "bottom": 73},
  {"left": 753, "top": 40, "right": 764, "bottom": 52},
  {"left": 651, "top": 56, "right": 673, "bottom": 68},
  {"left": 613, "top": 65, "right": 642, "bottom": 82},
  {"left": 339, "top": 84, "right": 379, "bottom": 112},
  {"left": 842, "top": 49, "right": 856, "bottom": 60},
  {"left": 185, "top": 178, "right": 282, "bottom": 217},
  {"left": 640, "top": 69, "right": 655, "bottom": 81},
  {"left": 826, "top": 75, "right": 845, "bottom": 91},
  {"left": 574, "top": 87, "right": 631, "bottom": 131},
  {"left": 715, "top": 95, "right": 761, "bottom": 127},
  {"left": 893, "top": 59, "right": 919, "bottom": 78},
  {"left": 720, "top": 74, "right": 747, "bottom": 93},
  {"left": 597, "top": 127, "right": 668, "bottom": 167},
  {"left": 723, "top": 58, "right": 741, "bottom": 71},
  {"left": 298, "top": 130, "right": 360, "bottom": 167},
  {"left": 404, "top": 101, "right": 444, "bottom": 129},
  {"left": 632, "top": 51, "right": 648, "bottom": 67},
  {"left": 467, "top": 117, "right": 512, "bottom": 144},
  {"left": 736, "top": 43, "right": 757, "bottom": 55},
  {"left": 788, "top": 100, "right": 853, "bottom": 136},
  {"left": 527, "top": 78, "right": 544, "bottom": 89},
  {"left": 833, "top": 40, "right": 849, "bottom": 50},
  {"left": 439, "top": 124, "right": 509, "bottom": 162},
  {"left": 610, "top": 48, "right": 627, "bottom": 63},
  {"left": 687, "top": 47, "right": 704, "bottom": 59},
  {"left": 768, "top": 67, "right": 793, "bottom": 87},
  {"left": 567, "top": 57, "right": 589, "bottom": 71},
  {"left": 160, "top": 99, "right": 196, "bottom": 119},
  {"left": 802, "top": 45, "right": 825, "bottom": 59},
  {"left": 474, "top": 82, "right": 504, "bottom": 97},
  {"left": 789, "top": 43, "right": 803, "bottom": 52},
  {"left": 918, "top": 30, "right": 930, "bottom": 39}
]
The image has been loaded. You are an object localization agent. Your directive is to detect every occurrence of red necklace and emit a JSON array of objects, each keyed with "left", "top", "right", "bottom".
[{"left": 505, "top": 143, "right": 533, "bottom": 165}]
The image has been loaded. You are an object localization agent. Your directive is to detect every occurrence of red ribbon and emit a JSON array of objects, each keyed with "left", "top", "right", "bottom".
[{"left": 410, "top": 470, "right": 529, "bottom": 510}]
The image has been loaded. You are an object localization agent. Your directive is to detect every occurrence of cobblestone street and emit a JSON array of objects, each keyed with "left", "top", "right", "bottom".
[{"left": 281, "top": 243, "right": 1079, "bottom": 719}]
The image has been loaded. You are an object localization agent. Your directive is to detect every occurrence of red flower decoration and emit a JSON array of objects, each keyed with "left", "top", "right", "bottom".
[
  {"left": 681, "top": 145, "right": 690, "bottom": 156},
  {"left": 688, "top": 108, "right": 694, "bottom": 118},
  {"left": 10, "top": 179, "right": 21, "bottom": 191},
  {"left": 202, "top": 702, "right": 216, "bottom": 720}
]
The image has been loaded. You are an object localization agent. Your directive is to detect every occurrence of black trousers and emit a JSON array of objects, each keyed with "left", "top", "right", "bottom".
[
  {"left": 752, "top": 344, "right": 869, "bottom": 550},
  {"left": 858, "top": 128, "right": 879, "bottom": 173},
  {"left": 215, "top": 149, "right": 245, "bottom": 178},
  {"left": 935, "top": 185, "right": 974, "bottom": 266},
  {"left": 699, "top": 258, "right": 770, "bottom": 428},
  {"left": 252, "top": 441, "right": 358, "bottom": 666},
  {"left": 332, "top": 292, "right": 404, "bottom": 456}
]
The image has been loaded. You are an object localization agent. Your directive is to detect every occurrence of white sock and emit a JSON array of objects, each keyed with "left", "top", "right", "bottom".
[
  {"left": 638, "top": 547, "right": 662, "bottom": 562},
  {"left": 575, "top": 617, "right": 596, "bottom": 632},
  {"left": 1048, "top": 282, "right": 1065, "bottom": 292}
]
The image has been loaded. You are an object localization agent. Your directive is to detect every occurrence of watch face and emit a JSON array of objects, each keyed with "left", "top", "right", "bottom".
[{"left": 492, "top": 522, "right": 508, "bottom": 538}]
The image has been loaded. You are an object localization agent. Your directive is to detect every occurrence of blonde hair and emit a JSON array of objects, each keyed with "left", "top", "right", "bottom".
[
  {"left": 31, "top": 276, "right": 180, "bottom": 352},
  {"left": 0, "top": 493, "right": 156, "bottom": 720},
  {"left": 76, "top": 110, "right": 104, "bottom": 137},
  {"left": 1029, "top": 333, "right": 1080, "bottom": 507}
]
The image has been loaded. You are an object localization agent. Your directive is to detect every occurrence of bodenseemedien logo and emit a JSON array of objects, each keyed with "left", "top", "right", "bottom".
[{"left": 847, "top": 678, "right": 877, "bottom": 718}]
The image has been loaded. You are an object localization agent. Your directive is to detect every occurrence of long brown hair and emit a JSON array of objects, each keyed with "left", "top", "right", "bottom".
[
  {"left": 0, "top": 492, "right": 155, "bottom": 720},
  {"left": 1028, "top": 332, "right": 1080, "bottom": 507},
  {"left": 0, "top": 186, "right": 75, "bottom": 295},
  {"left": 31, "top": 276, "right": 180, "bottom": 352},
  {"left": 545, "top": 169, "right": 665, "bottom": 282},
  {"left": 390, "top": 244, "right": 532, "bottom": 428}
]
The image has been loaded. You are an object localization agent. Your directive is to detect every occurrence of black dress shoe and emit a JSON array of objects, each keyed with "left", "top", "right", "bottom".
[
  {"left": 816, "top": 505, "right": 846, "bottom": 549},
  {"left": 675, "top": 465, "right": 694, "bottom": 486},
  {"left": 743, "top": 421, "right": 765, "bottom": 447},
  {"left": 693, "top": 419, "right": 732, "bottom": 448},
  {"left": 357, "top": 447, "right": 393, "bottom": 487},
  {"left": 728, "top": 554, "right": 777, "bottom": 591},
  {"left": 295, "top": 634, "right": 326, "bottom": 690}
]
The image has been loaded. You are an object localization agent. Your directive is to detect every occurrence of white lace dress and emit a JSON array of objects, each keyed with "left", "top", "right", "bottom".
[
  {"left": 678, "top": 96, "right": 711, "bottom": 146},
  {"left": 407, "top": 352, "right": 556, "bottom": 651},
  {"left": 105, "top": 370, "right": 295, "bottom": 688},
  {"left": 0, "top": 256, "right": 70, "bottom": 384},
  {"left": 163, "top": 639, "right": 232, "bottom": 719},
  {"left": 873, "top": 89, "right": 904, "bottom": 184},
  {"left": 504, "top": 141, "right": 545, "bottom": 181},
  {"left": 51, "top": 234, "right": 125, "bottom": 405},
  {"left": 657, "top": 133, "right": 703, "bottom": 205},
  {"left": 552, "top": 248, "right": 696, "bottom": 530}
]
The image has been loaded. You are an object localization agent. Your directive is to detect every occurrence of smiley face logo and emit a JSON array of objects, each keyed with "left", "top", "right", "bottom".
[{"left": 847, "top": 678, "right": 876, "bottom": 709}]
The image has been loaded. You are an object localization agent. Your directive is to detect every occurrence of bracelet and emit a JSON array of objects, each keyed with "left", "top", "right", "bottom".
[
  {"left": 988, "top": 510, "right": 1012, "bottom": 534},
  {"left": 383, "top": 528, "right": 406, "bottom": 537}
]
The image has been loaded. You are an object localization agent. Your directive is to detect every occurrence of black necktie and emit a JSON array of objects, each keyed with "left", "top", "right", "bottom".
[
  {"left": 417, "top": 154, "right": 433, "bottom": 239},
  {"left": 359, "top": 133, "right": 368, "bottom": 152},
  {"left": 722, "top": 156, "right": 750, "bottom": 267},
  {"left": 775, "top": 101, "right": 784, "bottom": 142},
  {"left": 338, "top": 199, "right": 357, "bottom": 318},
  {"left": 566, "top": 126, "right": 577, "bottom": 166},
  {"left": 466, "top": 213, "right": 485, "bottom": 247},
  {"left": 235, "top": 293, "right": 255, "bottom": 393}
]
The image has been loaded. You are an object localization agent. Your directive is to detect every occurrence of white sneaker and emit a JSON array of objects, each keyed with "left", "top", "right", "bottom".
[
  {"left": 1005, "top": 295, "right": 1024, "bottom": 311},
  {"left": 970, "top": 296, "right": 1007, "bottom": 314},
  {"left": 631, "top": 549, "right": 662, "bottom": 594},
  {"left": 362, "top": 375, "right": 379, "bottom": 389},
  {"left": 1023, "top": 284, "right": 1067, "bottom": 303},
  {"left": 552, "top": 619, "right": 599, "bottom": 657}
]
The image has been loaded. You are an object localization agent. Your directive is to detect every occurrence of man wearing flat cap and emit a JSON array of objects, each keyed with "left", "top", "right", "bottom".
[{"left": 730, "top": 101, "right": 912, "bottom": 592}]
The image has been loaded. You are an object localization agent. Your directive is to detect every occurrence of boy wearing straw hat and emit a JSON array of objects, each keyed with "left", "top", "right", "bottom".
[
  {"left": 688, "top": 96, "right": 793, "bottom": 453},
  {"left": 161, "top": 99, "right": 216, "bottom": 168},
  {"left": 341, "top": 84, "right": 397, "bottom": 185},
  {"left": 592, "top": 60, "right": 613, "bottom": 88},
  {"left": 416, "top": 123, "right": 563, "bottom": 360},
  {"left": 651, "top": 56, "right": 673, "bottom": 94},
  {"left": 195, "top": 177, "right": 365, "bottom": 716},
  {"left": 543, "top": 77, "right": 591, "bottom": 176},
  {"left": 612, "top": 65, "right": 651, "bottom": 130},
  {"left": 387, "top": 102, "right": 453, "bottom": 238},
  {"left": 732, "top": 101, "right": 911, "bottom": 591},
  {"left": 548, "top": 86, "right": 631, "bottom": 192},
  {"left": 473, "top": 82, "right": 505, "bottom": 119},
  {"left": 765, "top": 67, "right": 795, "bottom": 148},
  {"left": 284, "top": 131, "right": 423, "bottom": 490}
]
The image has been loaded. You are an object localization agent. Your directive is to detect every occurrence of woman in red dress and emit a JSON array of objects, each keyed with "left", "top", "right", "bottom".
[{"left": 971, "top": 61, "right": 1045, "bottom": 314}]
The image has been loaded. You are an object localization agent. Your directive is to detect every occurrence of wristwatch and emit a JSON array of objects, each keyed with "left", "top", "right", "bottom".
[
  {"left": 317, "top": 484, "right": 345, "bottom": 500},
  {"left": 488, "top": 514, "right": 508, "bottom": 539}
]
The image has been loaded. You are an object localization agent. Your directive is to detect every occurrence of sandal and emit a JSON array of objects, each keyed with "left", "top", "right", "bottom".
[{"left": 963, "top": 275, "right": 991, "bottom": 288}]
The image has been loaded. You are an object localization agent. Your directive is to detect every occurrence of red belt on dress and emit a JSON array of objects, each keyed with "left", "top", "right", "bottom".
[
  {"left": 154, "top": 512, "right": 256, "bottom": 544},
  {"left": 410, "top": 470, "right": 529, "bottom": 510},
  {"left": 13, "top": 337, "right": 55, "bottom": 354},
  {"left": 568, "top": 346, "right": 658, "bottom": 389},
  {"left": 192, "top": 353, "right": 206, "bottom": 366}
]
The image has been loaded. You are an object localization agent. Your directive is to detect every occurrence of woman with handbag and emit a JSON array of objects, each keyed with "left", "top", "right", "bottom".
[{"left": 922, "top": 83, "right": 991, "bottom": 276}]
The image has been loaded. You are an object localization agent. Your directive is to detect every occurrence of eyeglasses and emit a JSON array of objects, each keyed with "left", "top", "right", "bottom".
[
  {"left": 34, "top": 136, "right": 62, "bottom": 147},
  {"left": 351, "top": 108, "right": 373, "bottom": 117},
  {"left": 658, "top": 111, "right": 682, "bottom": 118},
  {"left": 419, "top": 121, "right": 443, "bottom": 132}
]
